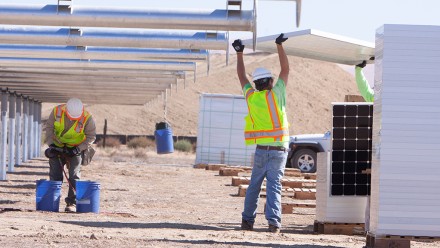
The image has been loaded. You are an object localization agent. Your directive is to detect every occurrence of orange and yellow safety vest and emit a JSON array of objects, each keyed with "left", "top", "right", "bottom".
[{"left": 52, "top": 104, "right": 91, "bottom": 148}]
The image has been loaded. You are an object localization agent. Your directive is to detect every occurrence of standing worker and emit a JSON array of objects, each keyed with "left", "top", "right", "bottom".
[
  {"left": 355, "top": 60, "right": 374, "bottom": 233},
  {"left": 45, "top": 98, "right": 96, "bottom": 212},
  {"left": 232, "top": 33, "right": 290, "bottom": 233}
]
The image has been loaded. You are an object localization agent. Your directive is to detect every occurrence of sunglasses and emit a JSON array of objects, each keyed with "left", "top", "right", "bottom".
[{"left": 253, "top": 77, "right": 272, "bottom": 84}]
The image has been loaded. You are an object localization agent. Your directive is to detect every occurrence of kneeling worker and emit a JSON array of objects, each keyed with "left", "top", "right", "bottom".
[{"left": 45, "top": 98, "right": 96, "bottom": 212}]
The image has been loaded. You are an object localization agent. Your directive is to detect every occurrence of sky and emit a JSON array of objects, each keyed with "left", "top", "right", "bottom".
[{"left": 10, "top": 0, "right": 440, "bottom": 84}]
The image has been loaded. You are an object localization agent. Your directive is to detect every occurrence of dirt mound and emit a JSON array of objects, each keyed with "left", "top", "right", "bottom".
[{"left": 42, "top": 53, "right": 358, "bottom": 136}]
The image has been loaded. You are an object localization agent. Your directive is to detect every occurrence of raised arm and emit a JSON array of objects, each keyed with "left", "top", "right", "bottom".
[
  {"left": 275, "top": 33, "right": 289, "bottom": 86},
  {"left": 355, "top": 61, "right": 374, "bottom": 102},
  {"left": 232, "top": 39, "right": 249, "bottom": 89}
]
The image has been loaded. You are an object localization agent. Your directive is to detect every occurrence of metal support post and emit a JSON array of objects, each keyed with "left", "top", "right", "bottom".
[
  {"left": 0, "top": 91, "right": 8, "bottom": 180},
  {"left": 22, "top": 97, "right": 28, "bottom": 162},
  {"left": 28, "top": 100, "right": 34, "bottom": 160},
  {"left": 37, "top": 102, "right": 42, "bottom": 157},
  {"left": 33, "top": 101, "right": 39, "bottom": 158},
  {"left": 8, "top": 94, "right": 16, "bottom": 171},
  {"left": 15, "top": 96, "right": 22, "bottom": 166}
]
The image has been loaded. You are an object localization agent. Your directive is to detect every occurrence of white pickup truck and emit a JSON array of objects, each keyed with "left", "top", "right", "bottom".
[{"left": 286, "top": 131, "right": 331, "bottom": 173}]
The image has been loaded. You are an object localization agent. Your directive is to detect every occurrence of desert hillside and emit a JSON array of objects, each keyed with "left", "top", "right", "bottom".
[{"left": 42, "top": 52, "right": 359, "bottom": 136}]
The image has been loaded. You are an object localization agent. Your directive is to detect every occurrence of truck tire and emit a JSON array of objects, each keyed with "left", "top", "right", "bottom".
[{"left": 291, "top": 148, "right": 317, "bottom": 173}]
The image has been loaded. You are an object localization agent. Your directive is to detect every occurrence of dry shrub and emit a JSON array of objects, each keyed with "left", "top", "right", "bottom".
[
  {"left": 174, "top": 139, "right": 193, "bottom": 153},
  {"left": 133, "top": 148, "right": 148, "bottom": 159},
  {"left": 127, "top": 137, "right": 154, "bottom": 149},
  {"left": 97, "top": 137, "right": 121, "bottom": 148}
]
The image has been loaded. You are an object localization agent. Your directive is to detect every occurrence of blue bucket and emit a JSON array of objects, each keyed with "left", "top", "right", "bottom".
[
  {"left": 76, "top": 181, "right": 101, "bottom": 213},
  {"left": 36, "top": 180, "right": 62, "bottom": 212},
  {"left": 155, "top": 128, "right": 174, "bottom": 154}
]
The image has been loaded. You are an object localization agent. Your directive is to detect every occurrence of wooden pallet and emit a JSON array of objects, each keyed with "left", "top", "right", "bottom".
[
  {"left": 281, "top": 202, "right": 316, "bottom": 214},
  {"left": 293, "top": 188, "right": 316, "bottom": 200},
  {"left": 314, "top": 221, "right": 364, "bottom": 236},
  {"left": 365, "top": 233, "right": 440, "bottom": 248}
]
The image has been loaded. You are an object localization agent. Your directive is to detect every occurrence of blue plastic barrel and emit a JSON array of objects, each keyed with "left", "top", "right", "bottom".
[
  {"left": 36, "top": 180, "right": 62, "bottom": 212},
  {"left": 155, "top": 122, "right": 174, "bottom": 154},
  {"left": 76, "top": 181, "right": 101, "bottom": 213}
]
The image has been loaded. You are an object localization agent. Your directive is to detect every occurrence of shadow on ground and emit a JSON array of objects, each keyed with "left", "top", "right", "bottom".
[
  {"left": 7, "top": 171, "right": 47, "bottom": 176},
  {"left": 60, "top": 221, "right": 232, "bottom": 231},
  {"left": 0, "top": 184, "right": 35, "bottom": 189},
  {"left": 149, "top": 239, "right": 347, "bottom": 248},
  {"left": 15, "top": 165, "right": 48, "bottom": 169}
]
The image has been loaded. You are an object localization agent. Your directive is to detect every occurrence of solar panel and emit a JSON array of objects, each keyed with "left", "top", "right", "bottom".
[
  {"left": 243, "top": 29, "right": 375, "bottom": 65},
  {"left": 331, "top": 103, "right": 372, "bottom": 196}
]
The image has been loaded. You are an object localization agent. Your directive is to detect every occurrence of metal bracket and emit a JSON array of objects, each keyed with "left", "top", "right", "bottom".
[
  {"left": 253, "top": 0, "right": 258, "bottom": 51},
  {"left": 69, "top": 28, "right": 81, "bottom": 36},
  {"left": 296, "top": 0, "right": 302, "bottom": 27},
  {"left": 57, "top": 0, "right": 72, "bottom": 14},
  {"left": 226, "top": 0, "right": 242, "bottom": 11}
]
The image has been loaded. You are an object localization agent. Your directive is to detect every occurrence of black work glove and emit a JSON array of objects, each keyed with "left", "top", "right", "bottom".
[
  {"left": 67, "top": 147, "right": 81, "bottom": 157},
  {"left": 356, "top": 60, "right": 367, "bottom": 68},
  {"left": 275, "top": 33, "right": 288, "bottom": 45},
  {"left": 232, "top": 39, "right": 245, "bottom": 53},
  {"left": 45, "top": 144, "right": 62, "bottom": 158}
]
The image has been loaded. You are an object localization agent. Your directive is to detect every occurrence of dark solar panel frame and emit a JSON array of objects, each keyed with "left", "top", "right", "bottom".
[{"left": 331, "top": 103, "right": 373, "bottom": 196}]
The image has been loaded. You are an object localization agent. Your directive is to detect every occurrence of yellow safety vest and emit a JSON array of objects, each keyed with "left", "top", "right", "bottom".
[
  {"left": 244, "top": 88, "right": 289, "bottom": 145},
  {"left": 52, "top": 104, "right": 91, "bottom": 148}
]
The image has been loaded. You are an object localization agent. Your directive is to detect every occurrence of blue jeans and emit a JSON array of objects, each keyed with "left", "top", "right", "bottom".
[
  {"left": 242, "top": 148, "right": 287, "bottom": 228},
  {"left": 49, "top": 154, "right": 82, "bottom": 205}
]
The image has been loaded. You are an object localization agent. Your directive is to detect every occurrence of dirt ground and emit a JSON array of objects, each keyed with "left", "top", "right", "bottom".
[{"left": 1, "top": 147, "right": 439, "bottom": 248}]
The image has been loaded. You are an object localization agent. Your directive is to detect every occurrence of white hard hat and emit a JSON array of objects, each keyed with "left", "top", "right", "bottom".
[
  {"left": 66, "top": 98, "right": 84, "bottom": 119},
  {"left": 252, "top": 67, "right": 272, "bottom": 82}
]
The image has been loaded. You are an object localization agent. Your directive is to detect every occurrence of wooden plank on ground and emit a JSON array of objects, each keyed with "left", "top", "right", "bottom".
[
  {"left": 231, "top": 176, "right": 249, "bottom": 186},
  {"left": 303, "top": 173, "right": 317, "bottom": 180},
  {"left": 219, "top": 168, "right": 244, "bottom": 176},
  {"left": 281, "top": 202, "right": 316, "bottom": 214},
  {"left": 193, "top": 163, "right": 207, "bottom": 169},
  {"left": 238, "top": 185, "right": 248, "bottom": 197},
  {"left": 205, "top": 164, "right": 226, "bottom": 171},
  {"left": 293, "top": 188, "right": 316, "bottom": 200},
  {"left": 281, "top": 178, "right": 316, "bottom": 188}
]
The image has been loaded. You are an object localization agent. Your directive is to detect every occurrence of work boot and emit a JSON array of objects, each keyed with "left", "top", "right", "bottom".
[
  {"left": 268, "top": 224, "right": 280, "bottom": 234},
  {"left": 65, "top": 203, "right": 76, "bottom": 213},
  {"left": 241, "top": 219, "right": 254, "bottom": 231}
]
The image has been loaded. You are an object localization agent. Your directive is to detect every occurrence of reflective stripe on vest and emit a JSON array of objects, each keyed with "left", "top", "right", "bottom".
[
  {"left": 244, "top": 128, "right": 289, "bottom": 139},
  {"left": 55, "top": 105, "right": 88, "bottom": 133},
  {"left": 75, "top": 114, "right": 87, "bottom": 133},
  {"left": 55, "top": 104, "right": 64, "bottom": 121},
  {"left": 266, "top": 91, "right": 281, "bottom": 129}
]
